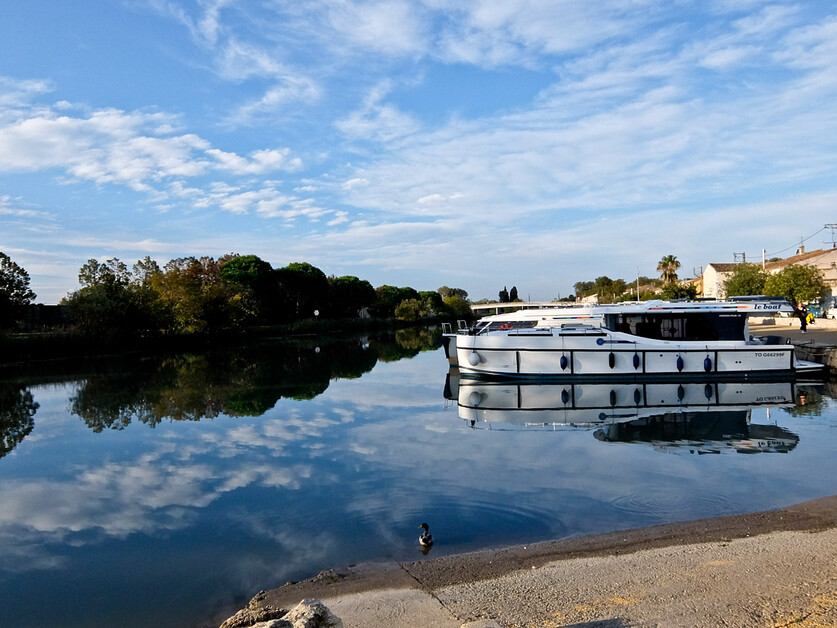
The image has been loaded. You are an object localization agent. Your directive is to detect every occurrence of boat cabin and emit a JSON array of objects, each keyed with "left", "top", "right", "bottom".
[{"left": 603, "top": 311, "right": 747, "bottom": 342}]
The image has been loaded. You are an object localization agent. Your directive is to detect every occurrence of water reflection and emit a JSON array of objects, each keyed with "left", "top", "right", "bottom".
[
  {"left": 0, "top": 327, "right": 441, "bottom": 454},
  {"left": 0, "top": 381, "right": 38, "bottom": 459},
  {"left": 447, "top": 370, "right": 802, "bottom": 454},
  {"left": 593, "top": 411, "right": 798, "bottom": 454}
]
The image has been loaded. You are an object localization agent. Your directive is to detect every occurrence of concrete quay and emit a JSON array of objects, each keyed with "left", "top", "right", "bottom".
[
  {"left": 225, "top": 497, "right": 837, "bottom": 628},
  {"left": 753, "top": 317, "right": 837, "bottom": 371}
]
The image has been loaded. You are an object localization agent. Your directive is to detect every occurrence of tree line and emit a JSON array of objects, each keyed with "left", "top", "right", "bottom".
[{"left": 0, "top": 251, "right": 472, "bottom": 334}]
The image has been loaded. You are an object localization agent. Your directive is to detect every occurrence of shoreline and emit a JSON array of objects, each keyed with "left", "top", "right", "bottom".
[{"left": 224, "top": 495, "right": 837, "bottom": 627}]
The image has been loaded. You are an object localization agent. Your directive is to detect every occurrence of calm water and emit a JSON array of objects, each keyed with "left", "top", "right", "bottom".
[{"left": 0, "top": 329, "right": 835, "bottom": 627}]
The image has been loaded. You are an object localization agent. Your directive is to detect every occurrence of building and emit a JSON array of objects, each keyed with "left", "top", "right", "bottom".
[
  {"left": 702, "top": 247, "right": 837, "bottom": 300},
  {"left": 702, "top": 263, "right": 738, "bottom": 299},
  {"left": 765, "top": 248, "right": 837, "bottom": 294}
]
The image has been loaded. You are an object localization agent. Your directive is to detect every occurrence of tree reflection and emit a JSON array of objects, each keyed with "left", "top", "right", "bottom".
[
  {"left": 69, "top": 329, "right": 439, "bottom": 430},
  {"left": 0, "top": 382, "right": 38, "bottom": 458}
]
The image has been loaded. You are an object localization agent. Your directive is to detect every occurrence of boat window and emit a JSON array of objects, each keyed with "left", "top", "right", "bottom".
[{"left": 604, "top": 313, "right": 746, "bottom": 341}]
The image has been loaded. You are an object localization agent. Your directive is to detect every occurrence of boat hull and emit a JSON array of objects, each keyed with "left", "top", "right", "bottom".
[{"left": 455, "top": 329, "right": 812, "bottom": 379}]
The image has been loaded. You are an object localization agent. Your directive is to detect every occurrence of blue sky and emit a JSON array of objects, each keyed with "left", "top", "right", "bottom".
[{"left": 2, "top": 1, "right": 836, "bottom": 304}]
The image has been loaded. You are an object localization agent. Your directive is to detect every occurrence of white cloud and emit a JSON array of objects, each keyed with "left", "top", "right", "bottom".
[{"left": 336, "top": 81, "right": 419, "bottom": 142}]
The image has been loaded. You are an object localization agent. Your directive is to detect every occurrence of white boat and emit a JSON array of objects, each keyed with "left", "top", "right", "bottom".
[
  {"left": 452, "top": 299, "right": 823, "bottom": 379},
  {"left": 441, "top": 303, "right": 604, "bottom": 365}
]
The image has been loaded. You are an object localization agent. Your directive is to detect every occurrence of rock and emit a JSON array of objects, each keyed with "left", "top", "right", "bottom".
[
  {"left": 220, "top": 598, "right": 342, "bottom": 628},
  {"left": 283, "top": 598, "right": 343, "bottom": 628},
  {"left": 219, "top": 605, "right": 288, "bottom": 628}
]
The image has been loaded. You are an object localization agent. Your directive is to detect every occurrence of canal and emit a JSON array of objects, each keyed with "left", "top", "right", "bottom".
[{"left": 0, "top": 329, "right": 835, "bottom": 627}]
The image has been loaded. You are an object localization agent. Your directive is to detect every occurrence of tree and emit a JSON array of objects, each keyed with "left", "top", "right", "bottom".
[
  {"left": 132, "top": 256, "right": 162, "bottom": 285},
  {"left": 657, "top": 255, "right": 680, "bottom": 284},
  {"left": 152, "top": 256, "right": 243, "bottom": 333},
  {"left": 573, "top": 281, "right": 595, "bottom": 299},
  {"left": 443, "top": 295, "right": 472, "bottom": 317},
  {"left": 220, "top": 254, "right": 277, "bottom": 322},
  {"left": 438, "top": 286, "right": 468, "bottom": 300},
  {"left": 394, "top": 298, "right": 429, "bottom": 321},
  {"left": 0, "top": 252, "right": 36, "bottom": 328},
  {"left": 498, "top": 286, "right": 509, "bottom": 303},
  {"left": 764, "top": 264, "right": 827, "bottom": 305},
  {"left": 418, "top": 290, "right": 445, "bottom": 315},
  {"left": 329, "top": 275, "right": 376, "bottom": 317},
  {"left": 373, "top": 285, "right": 420, "bottom": 317},
  {"left": 660, "top": 282, "right": 698, "bottom": 300},
  {"left": 722, "top": 264, "right": 768, "bottom": 297},
  {"left": 78, "top": 257, "right": 130, "bottom": 287},
  {"left": 64, "top": 256, "right": 168, "bottom": 335},
  {"left": 509, "top": 286, "right": 519, "bottom": 302},
  {"left": 275, "top": 262, "right": 329, "bottom": 319}
]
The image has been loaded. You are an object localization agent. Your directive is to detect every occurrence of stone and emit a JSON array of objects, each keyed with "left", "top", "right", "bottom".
[
  {"left": 220, "top": 598, "right": 343, "bottom": 628},
  {"left": 282, "top": 598, "right": 343, "bottom": 628},
  {"left": 219, "top": 605, "right": 289, "bottom": 628}
]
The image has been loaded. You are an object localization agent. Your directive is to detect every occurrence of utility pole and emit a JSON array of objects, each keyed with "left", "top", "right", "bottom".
[{"left": 826, "top": 224, "right": 837, "bottom": 249}]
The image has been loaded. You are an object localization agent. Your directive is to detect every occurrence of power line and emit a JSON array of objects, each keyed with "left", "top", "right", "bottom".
[{"left": 765, "top": 226, "right": 827, "bottom": 258}]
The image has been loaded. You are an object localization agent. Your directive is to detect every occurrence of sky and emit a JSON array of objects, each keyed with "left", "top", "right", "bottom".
[{"left": 1, "top": 0, "right": 836, "bottom": 304}]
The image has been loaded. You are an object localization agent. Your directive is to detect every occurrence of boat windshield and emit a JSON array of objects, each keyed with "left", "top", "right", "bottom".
[{"left": 603, "top": 312, "right": 746, "bottom": 341}]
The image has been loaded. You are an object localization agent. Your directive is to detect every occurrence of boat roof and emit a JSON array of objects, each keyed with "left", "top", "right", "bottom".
[
  {"left": 599, "top": 299, "right": 794, "bottom": 315},
  {"left": 478, "top": 298, "right": 793, "bottom": 321}
]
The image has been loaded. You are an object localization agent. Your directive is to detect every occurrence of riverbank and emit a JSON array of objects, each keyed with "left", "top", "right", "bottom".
[{"left": 222, "top": 496, "right": 837, "bottom": 628}]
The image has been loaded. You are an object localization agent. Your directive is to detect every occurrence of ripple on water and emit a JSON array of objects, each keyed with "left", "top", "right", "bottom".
[{"left": 611, "top": 487, "right": 736, "bottom": 522}]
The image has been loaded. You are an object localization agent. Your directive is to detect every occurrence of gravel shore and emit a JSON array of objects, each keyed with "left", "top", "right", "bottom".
[{"left": 233, "top": 495, "right": 837, "bottom": 628}]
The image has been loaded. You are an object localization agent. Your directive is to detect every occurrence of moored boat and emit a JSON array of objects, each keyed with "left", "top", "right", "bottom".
[
  {"left": 441, "top": 303, "right": 604, "bottom": 365},
  {"left": 452, "top": 299, "right": 823, "bottom": 379}
]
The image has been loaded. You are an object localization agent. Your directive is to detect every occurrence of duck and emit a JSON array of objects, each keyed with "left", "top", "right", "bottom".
[{"left": 418, "top": 522, "right": 433, "bottom": 548}]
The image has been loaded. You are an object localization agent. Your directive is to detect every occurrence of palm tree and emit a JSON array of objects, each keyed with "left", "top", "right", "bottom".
[{"left": 657, "top": 255, "right": 680, "bottom": 285}]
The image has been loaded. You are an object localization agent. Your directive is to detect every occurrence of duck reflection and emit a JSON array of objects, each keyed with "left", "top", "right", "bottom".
[{"left": 445, "top": 370, "right": 800, "bottom": 454}]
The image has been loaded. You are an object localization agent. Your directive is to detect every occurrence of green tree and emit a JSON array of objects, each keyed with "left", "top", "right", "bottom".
[
  {"left": 329, "top": 275, "right": 376, "bottom": 318},
  {"left": 78, "top": 257, "right": 131, "bottom": 287},
  {"left": 509, "top": 286, "right": 519, "bottom": 301},
  {"left": 152, "top": 256, "right": 243, "bottom": 333},
  {"left": 594, "top": 276, "right": 629, "bottom": 304},
  {"left": 132, "top": 256, "right": 162, "bottom": 284},
  {"left": 722, "top": 263, "right": 768, "bottom": 297},
  {"left": 64, "top": 257, "right": 168, "bottom": 336},
  {"left": 395, "top": 298, "right": 430, "bottom": 321},
  {"left": 657, "top": 255, "right": 680, "bottom": 284},
  {"left": 0, "top": 252, "right": 36, "bottom": 328},
  {"left": 498, "top": 286, "right": 509, "bottom": 303},
  {"left": 660, "top": 282, "right": 698, "bottom": 300},
  {"left": 573, "top": 281, "right": 595, "bottom": 299},
  {"left": 220, "top": 254, "right": 277, "bottom": 322},
  {"left": 438, "top": 286, "right": 468, "bottom": 300},
  {"left": 275, "top": 262, "right": 329, "bottom": 320},
  {"left": 418, "top": 290, "right": 444, "bottom": 315},
  {"left": 443, "top": 295, "right": 472, "bottom": 317},
  {"left": 764, "top": 264, "right": 827, "bottom": 305},
  {"left": 374, "top": 285, "right": 419, "bottom": 317}
]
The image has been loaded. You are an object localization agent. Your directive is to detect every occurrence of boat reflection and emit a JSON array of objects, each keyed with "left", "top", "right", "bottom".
[
  {"left": 445, "top": 369, "right": 800, "bottom": 454},
  {"left": 592, "top": 411, "right": 798, "bottom": 454}
]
